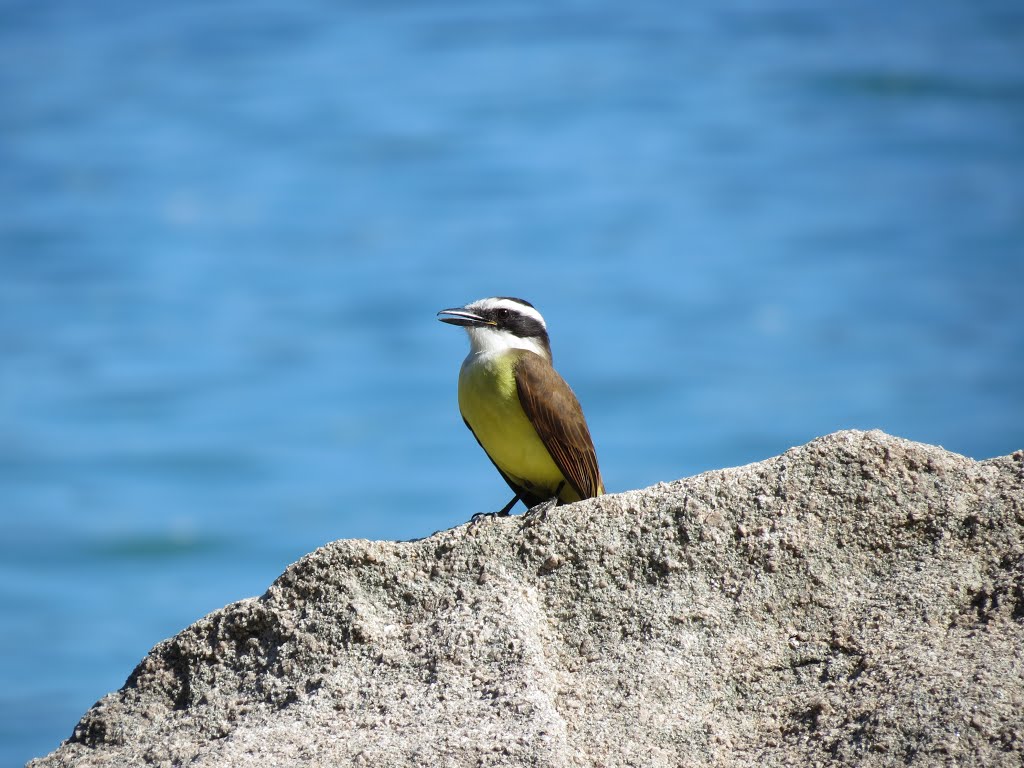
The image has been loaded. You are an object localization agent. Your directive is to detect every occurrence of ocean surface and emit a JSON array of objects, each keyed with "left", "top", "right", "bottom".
[{"left": 2, "top": 1, "right": 1022, "bottom": 763}]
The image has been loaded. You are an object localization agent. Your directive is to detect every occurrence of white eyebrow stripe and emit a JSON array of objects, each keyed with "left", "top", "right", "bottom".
[{"left": 469, "top": 297, "right": 547, "bottom": 329}]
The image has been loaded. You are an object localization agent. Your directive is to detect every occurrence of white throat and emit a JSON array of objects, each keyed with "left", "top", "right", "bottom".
[{"left": 464, "top": 325, "right": 549, "bottom": 362}]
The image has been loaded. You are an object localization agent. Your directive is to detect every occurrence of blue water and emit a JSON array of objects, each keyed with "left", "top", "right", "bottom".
[{"left": 3, "top": 1, "right": 1023, "bottom": 763}]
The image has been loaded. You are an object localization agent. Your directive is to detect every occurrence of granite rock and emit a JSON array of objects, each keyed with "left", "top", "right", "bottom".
[{"left": 30, "top": 430, "right": 1024, "bottom": 767}]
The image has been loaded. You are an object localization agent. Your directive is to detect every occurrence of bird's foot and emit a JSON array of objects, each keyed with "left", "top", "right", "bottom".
[
  {"left": 469, "top": 509, "right": 511, "bottom": 524},
  {"left": 469, "top": 493, "right": 520, "bottom": 524}
]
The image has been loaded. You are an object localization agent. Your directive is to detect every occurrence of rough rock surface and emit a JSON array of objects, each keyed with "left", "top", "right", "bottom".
[{"left": 31, "top": 430, "right": 1024, "bottom": 767}]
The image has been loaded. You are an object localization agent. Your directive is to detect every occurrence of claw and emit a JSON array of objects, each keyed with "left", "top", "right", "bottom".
[{"left": 469, "top": 492, "right": 520, "bottom": 523}]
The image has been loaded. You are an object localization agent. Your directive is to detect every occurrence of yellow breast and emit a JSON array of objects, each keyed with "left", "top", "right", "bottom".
[{"left": 458, "top": 351, "right": 573, "bottom": 501}]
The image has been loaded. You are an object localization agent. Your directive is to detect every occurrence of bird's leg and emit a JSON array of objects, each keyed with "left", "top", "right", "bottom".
[
  {"left": 497, "top": 493, "right": 522, "bottom": 516},
  {"left": 471, "top": 492, "right": 521, "bottom": 523}
]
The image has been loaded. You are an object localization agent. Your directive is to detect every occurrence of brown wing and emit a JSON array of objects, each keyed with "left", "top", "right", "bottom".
[{"left": 514, "top": 351, "right": 604, "bottom": 500}]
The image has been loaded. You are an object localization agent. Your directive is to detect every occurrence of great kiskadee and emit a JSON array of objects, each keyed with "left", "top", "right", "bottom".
[{"left": 437, "top": 296, "right": 604, "bottom": 516}]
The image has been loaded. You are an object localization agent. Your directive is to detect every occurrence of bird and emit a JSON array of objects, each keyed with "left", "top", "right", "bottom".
[{"left": 437, "top": 296, "right": 604, "bottom": 516}]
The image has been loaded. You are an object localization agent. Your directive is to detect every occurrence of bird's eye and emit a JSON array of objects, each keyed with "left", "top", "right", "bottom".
[{"left": 495, "top": 309, "right": 509, "bottom": 319}]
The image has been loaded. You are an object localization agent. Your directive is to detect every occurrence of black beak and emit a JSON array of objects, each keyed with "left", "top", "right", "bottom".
[{"left": 437, "top": 307, "right": 493, "bottom": 327}]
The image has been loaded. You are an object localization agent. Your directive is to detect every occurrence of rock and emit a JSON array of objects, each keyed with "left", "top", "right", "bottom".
[{"left": 29, "top": 430, "right": 1024, "bottom": 767}]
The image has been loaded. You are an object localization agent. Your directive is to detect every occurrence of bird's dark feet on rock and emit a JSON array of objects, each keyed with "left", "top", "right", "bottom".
[
  {"left": 469, "top": 493, "right": 520, "bottom": 524},
  {"left": 469, "top": 509, "right": 511, "bottom": 523}
]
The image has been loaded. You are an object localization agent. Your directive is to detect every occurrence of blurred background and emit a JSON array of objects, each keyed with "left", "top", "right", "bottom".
[{"left": 2, "top": 0, "right": 1022, "bottom": 763}]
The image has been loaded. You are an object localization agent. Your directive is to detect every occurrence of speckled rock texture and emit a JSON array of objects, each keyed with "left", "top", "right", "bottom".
[{"left": 30, "top": 431, "right": 1024, "bottom": 767}]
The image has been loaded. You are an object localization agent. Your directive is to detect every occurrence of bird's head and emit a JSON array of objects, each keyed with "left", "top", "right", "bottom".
[{"left": 438, "top": 296, "right": 551, "bottom": 360}]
